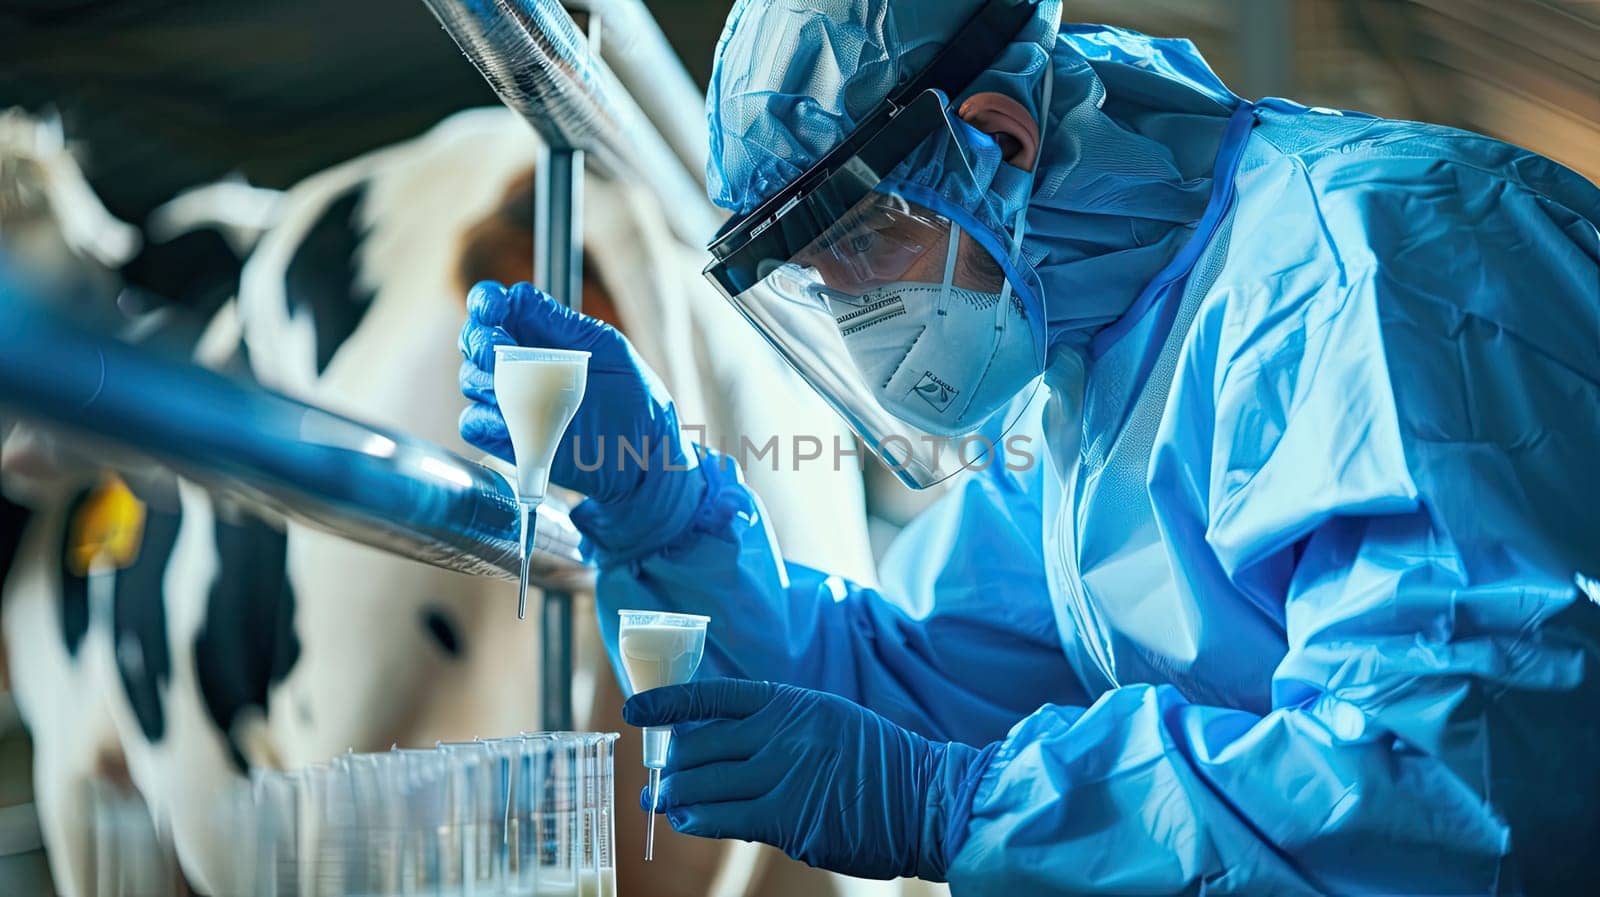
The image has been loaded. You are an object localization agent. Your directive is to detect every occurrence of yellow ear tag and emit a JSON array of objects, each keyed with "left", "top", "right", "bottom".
[{"left": 67, "top": 475, "right": 147, "bottom": 577}]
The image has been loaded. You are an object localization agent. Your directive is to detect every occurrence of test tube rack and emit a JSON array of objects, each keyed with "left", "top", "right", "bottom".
[{"left": 236, "top": 732, "right": 619, "bottom": 897}]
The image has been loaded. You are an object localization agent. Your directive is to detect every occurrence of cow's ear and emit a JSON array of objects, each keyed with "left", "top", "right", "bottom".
[
  {"left": 454, "top": 168, "right": 623, "bottom": 329},
  {"left": 456, "top": 169, "right": 536, "bottom": 298},
  {"left": 578, "top": 256, "right": 622, "bottom": 329}
]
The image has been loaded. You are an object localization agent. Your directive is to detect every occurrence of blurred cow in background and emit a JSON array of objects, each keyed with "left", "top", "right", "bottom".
[
  {"left": 2, "top": 106, "right": 291, "bottom": 897},
  {"left": 1, "top": 107, "right": 280, "bottom": 897},
  {"left": 231, "top": 108, "right": 889, "bottom": 897},
  {"left": 3, "top": 107, "right": 931, "bottom": 897}
]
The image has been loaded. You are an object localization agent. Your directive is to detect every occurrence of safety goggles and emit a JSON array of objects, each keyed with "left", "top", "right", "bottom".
[{"left": 703, "top": 1, "right": 1044, "bottom": 489}]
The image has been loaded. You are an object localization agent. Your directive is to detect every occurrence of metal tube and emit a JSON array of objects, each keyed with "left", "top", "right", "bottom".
[
  {"left": 421, "top": 0, "right": 722, "bottom": 246},
  {"left": 0, "top": 286, "right": 593, "bottom": 593},
  {"left": 565, "top": 0, "right": 709, "bottom": 189}
]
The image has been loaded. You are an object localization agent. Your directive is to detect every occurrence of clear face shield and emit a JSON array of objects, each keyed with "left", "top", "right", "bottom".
[{"left": 705, "top": 90, "right": 1046, "bottom": 488}]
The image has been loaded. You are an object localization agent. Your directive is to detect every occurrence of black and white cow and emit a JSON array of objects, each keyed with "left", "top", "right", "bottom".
[
  {"left": 2, "top": 105, "right": 297, "bottom": 896},
  {"left": 4, "top": 107, "right": 913, "bottom": 897}
]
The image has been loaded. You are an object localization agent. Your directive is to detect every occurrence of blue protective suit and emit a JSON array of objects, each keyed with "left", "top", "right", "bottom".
[{"left": 595, "top": 25, "right": 1600, "bottom": 897}]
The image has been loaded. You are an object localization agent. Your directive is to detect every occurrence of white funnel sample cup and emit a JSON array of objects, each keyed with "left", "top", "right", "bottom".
[
  {"left": 617, "top": 609, "right": 709, "bottom": 860},
  {"left": 492, "top": 346, "right": 589, "bottom": 501},
  {"left": 493, "top": 345, "right": 589, "bottom": 618}
]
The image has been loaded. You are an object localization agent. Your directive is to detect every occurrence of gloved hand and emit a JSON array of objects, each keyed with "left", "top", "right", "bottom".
[
  {"left": 624, "top": 679, "right": 999, "bottom": 881},
  {"left": 459, "top": 281, "right": 705, "bottom": 556}
]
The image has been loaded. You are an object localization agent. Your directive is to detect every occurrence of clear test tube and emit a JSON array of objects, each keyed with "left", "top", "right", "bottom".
[
  {"left": 423, "top": 747, "right": 465, "bottom": 892},
  {"left": 535, "top": 733, "right": 597, "bottom": 897},
  {"left": 375, "top": 751, "right": 420, "bottom": 895},
  {"left": 582, "top": 733, "right": 619, "bottom": 897},
  {"left": 472, "top": 736, "right": 516, "bottom": 888},
  {"left": 294, "top": 764, "right": 326, "bottom": 897},
  {"left": 439, "top": 739, "right": 499, "bottom": 894},
  {"left": 343, "top": 751, "right": 406, "bottom": 895},
  {"left": 327, "top": 765, "right": 364, "bottom": 897},
  {"left": 216, "top": 777, "right": 260, "bottom": 897},
  {"left": 327, "top": 752, "right": 371, "bottom": 897},
  {"left": 391, "top": 747, "right": 453, "bottom": 893},
  {"left": 250, "top": 769, "right": 300, "bottom": 897},
  {"left": 483, "top": 738, "right": 516, "bottom": 888},
  {"left": 482, "top": 735, "right": 548, "bottom": 895},
  {"left": 296, "top": 762, "right": 359, "bottom": 897},
  {"left": 535, "top": 731, "right": 619, "bottom": 897},
  {"left": 89, "top": 778, "right": 183, "bottom": 897}
]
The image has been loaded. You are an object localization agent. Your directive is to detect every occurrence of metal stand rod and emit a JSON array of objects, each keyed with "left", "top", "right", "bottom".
[
  {"left": 534, "top": 144, "right": 584, "bottom": 733},
  {"left": 535, "top": 149, "right": 585, "bottom": 308},
  {"left": 1237, "top": 0, "right": 1295, "bottom": 100}
]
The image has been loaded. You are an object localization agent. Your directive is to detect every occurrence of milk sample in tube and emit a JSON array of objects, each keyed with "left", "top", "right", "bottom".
[
  {"left": 619, "top": 624, "right": 708, "bottom": 692},
  {"left": 536, "top": 869, "right": 616, "bottom": 897},
  {"left": 493, "top": 346, "right": 589, "bottom": 500}
]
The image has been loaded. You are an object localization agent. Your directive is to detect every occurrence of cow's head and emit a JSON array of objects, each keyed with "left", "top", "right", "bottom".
[
  {"left": 237, "top": 109, "right": 628, "bottom": 454},
  {"left": 0, "top": 108, "right": 138, "bottom": 310},
  {"left": 456, "top": 168, "right": 622, "bottom": 328}
]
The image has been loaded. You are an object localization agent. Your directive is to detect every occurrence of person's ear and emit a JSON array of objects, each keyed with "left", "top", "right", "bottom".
[{"left": 956, "top": 92, "right": 1040, "bottom": 170}]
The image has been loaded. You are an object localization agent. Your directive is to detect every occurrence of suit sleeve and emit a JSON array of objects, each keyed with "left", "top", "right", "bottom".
[
  {"left": 948, "top": 159, "right": 1600, "bottom": 894},
  {"left": 584, "top": 450, "right": 1092, "bottom": 746}
]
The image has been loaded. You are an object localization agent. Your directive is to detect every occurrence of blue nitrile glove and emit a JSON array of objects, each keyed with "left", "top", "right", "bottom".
[
  {"left": 458, "top": 281, "right": 705, "bottom": 557},
  {"left": 624, "top": 679, "right": 1000, "bottom": 882}
]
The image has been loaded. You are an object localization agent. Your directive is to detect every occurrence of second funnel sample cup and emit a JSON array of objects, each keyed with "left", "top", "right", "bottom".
[
  {"left": 617, "top": 609, "right": 709, "bottom": 860},
  {"left": 618, "top": 611, "right": 709, "bottom": 764}
]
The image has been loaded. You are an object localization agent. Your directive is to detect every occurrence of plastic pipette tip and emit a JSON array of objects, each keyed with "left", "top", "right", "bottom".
[
  {"left": 516, "top": 500, "right": 538, "bottom": 620},
  {"left": 646, "top": 767, "right": 661, "bottom": 861}
]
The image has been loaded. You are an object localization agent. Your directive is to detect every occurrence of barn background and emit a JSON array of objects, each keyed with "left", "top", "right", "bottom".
[{"left": 6, "top": 0, "right": 1595, "bottom": 224}]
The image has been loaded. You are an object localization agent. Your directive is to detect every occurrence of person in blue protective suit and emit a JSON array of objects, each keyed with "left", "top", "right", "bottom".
[{"left": 458, "top": 0, "right": 1600, "bottom": 892}]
